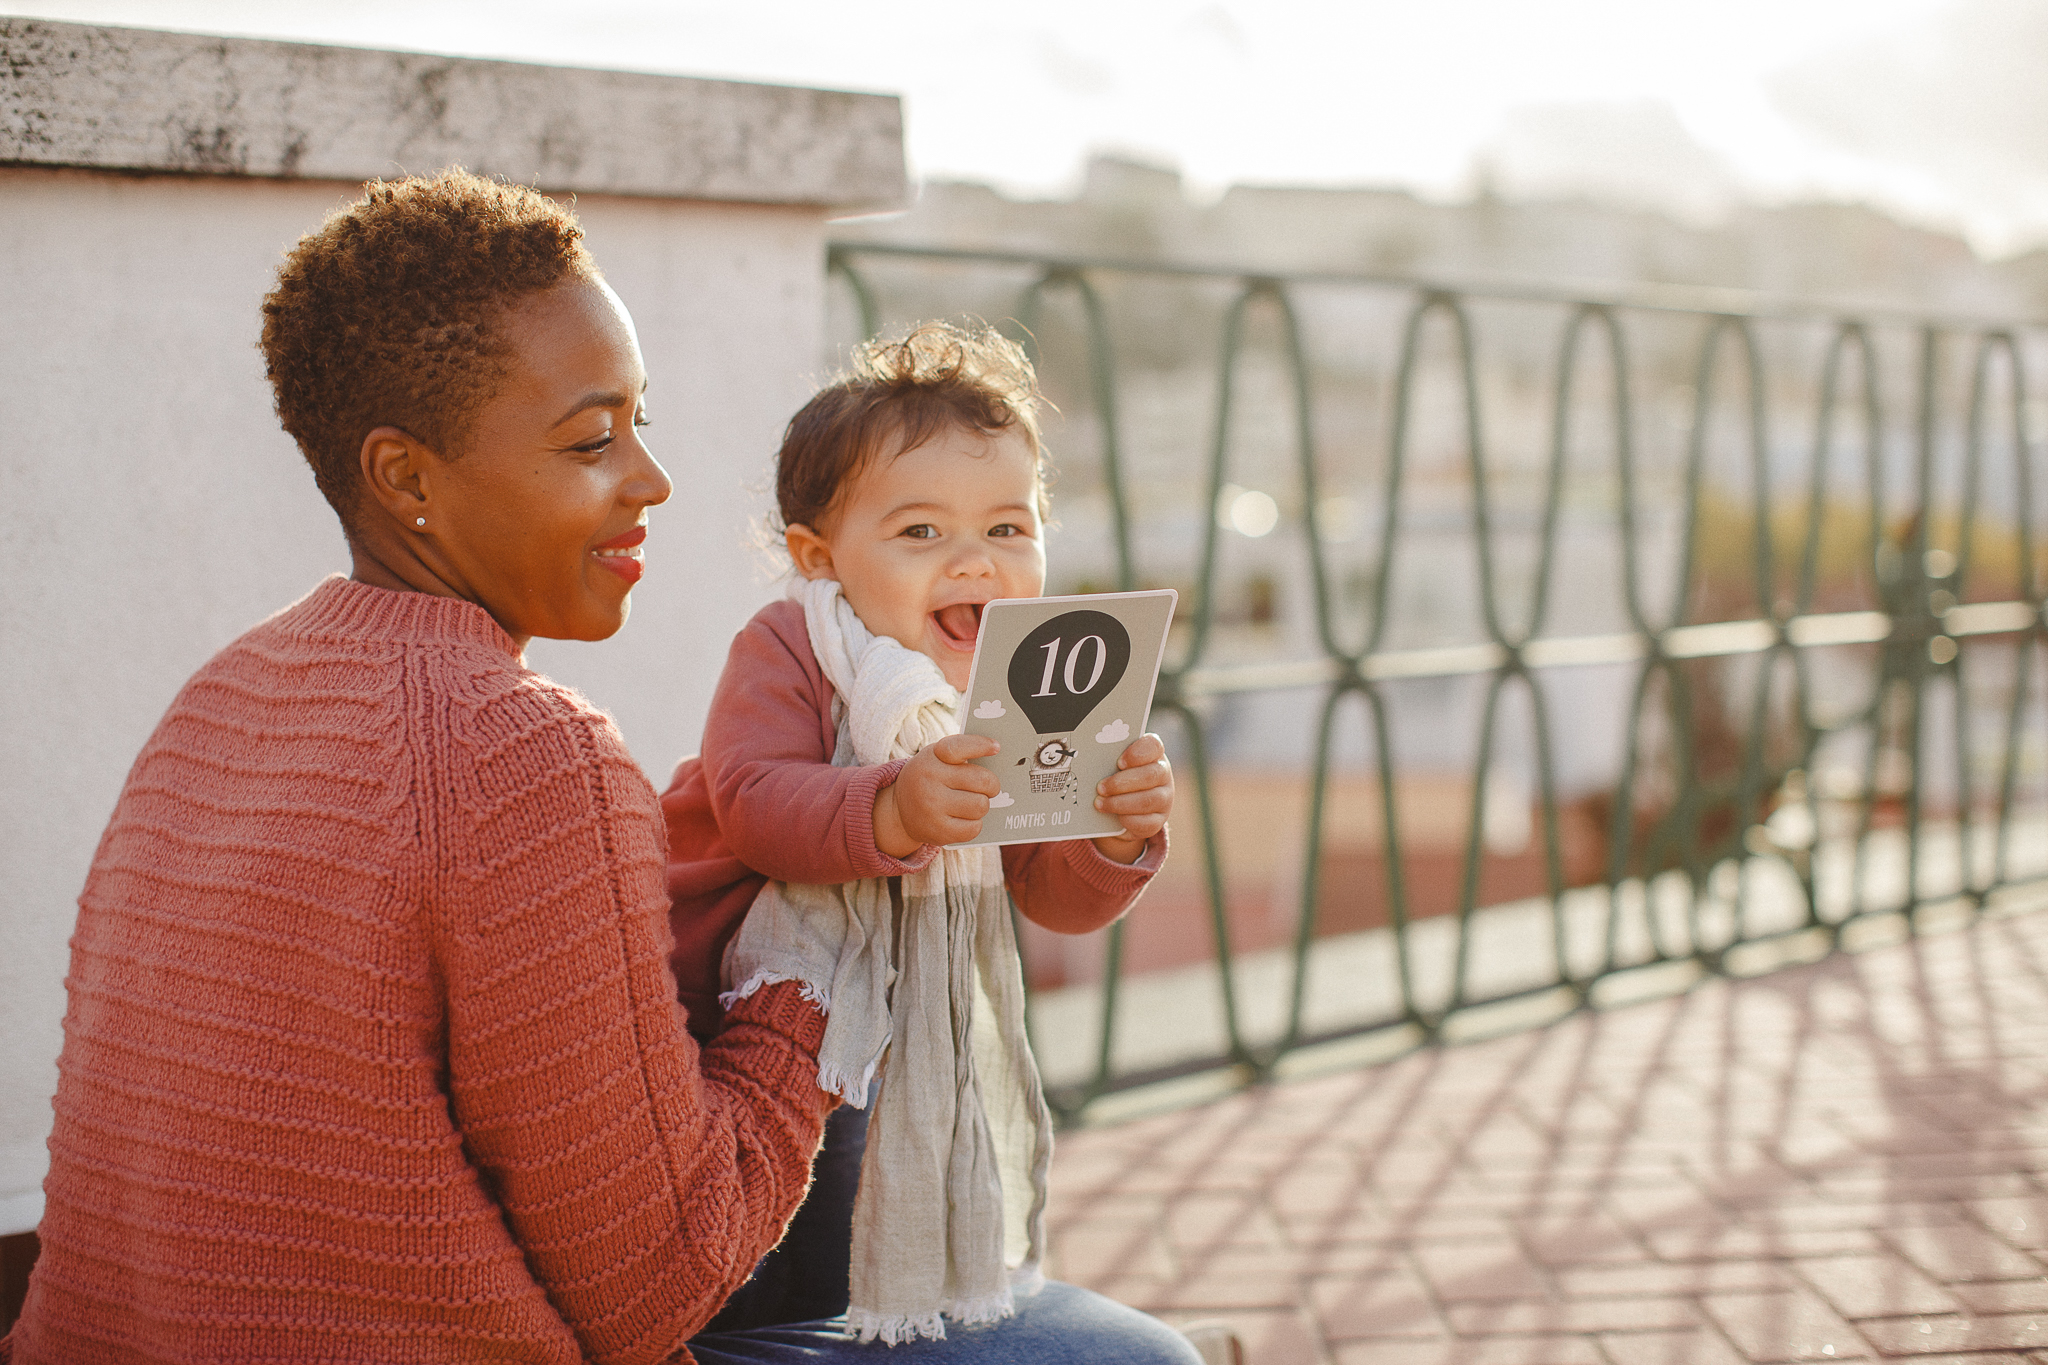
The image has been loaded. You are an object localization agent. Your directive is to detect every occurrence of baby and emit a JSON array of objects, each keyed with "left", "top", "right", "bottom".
[{"left": 661, "top": 321, "right": 1173, "bottom": 1338}]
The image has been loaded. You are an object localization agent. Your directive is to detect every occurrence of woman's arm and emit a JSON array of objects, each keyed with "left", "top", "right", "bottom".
[{"left": 431, "top": 679, "right": 832, "bottom": 1365}]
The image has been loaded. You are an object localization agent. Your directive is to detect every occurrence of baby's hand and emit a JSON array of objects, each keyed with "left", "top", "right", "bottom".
[
  {"left": 874, "top": 734, "right": 1002, "bottom": 856},
  {"left": 1092, "top": 733, "right": 1173, "bottom": 865}
]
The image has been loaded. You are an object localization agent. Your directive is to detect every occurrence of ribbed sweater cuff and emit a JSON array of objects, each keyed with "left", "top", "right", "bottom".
[
  {"left": 845, "top": 759, "right": 938, "bottom": 875},
  {"left": 1059, "top": 823, "right": 1169, "bottom": 894},
  {"left": 724, "top": 978, "right": 829, "bottom": 1056}
]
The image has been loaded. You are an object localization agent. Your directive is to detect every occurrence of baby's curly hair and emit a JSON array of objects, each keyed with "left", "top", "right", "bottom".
[
  {"left": 260, "top": 167, "right": 595, "bottom": 523},
  {"left": 775, "top": 321, "right": 1049, "bottom": 534}
]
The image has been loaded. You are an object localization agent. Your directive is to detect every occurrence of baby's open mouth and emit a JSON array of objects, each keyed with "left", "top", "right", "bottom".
[{"left": 933, "top": 602, "right": 984, "bottom": 646}]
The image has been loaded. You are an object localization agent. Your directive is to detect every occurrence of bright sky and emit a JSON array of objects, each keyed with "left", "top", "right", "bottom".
[{"left": 16, "top": 0, "right": 2046, "bottom": 253}]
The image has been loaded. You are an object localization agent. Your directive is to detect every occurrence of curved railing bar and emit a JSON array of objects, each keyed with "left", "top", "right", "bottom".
[
  {"left": 1958, "top": 331, "right": 2028, "bottom": 897},
  {"left": 1542, "top": 304, "right": 1651, "bottom": 636},
  {"left": 1789, "top": 321, "right": 1885, "bottom": 931},
  {"left": 1795, "top": 322, "right": 1886, "bottom": 615},
  {"left": 1015, "top": 267, "right": 1139, "bottom": 593},
  {"left": 1898, "top": 328, "right": 1941, "bottom": 919},
  {"left": 1369, "top": 292, "right": 1469, "bottom": 656},
  {"left": 1980, "top": 335, "right": 2043, "bottom": 888},
  {"left": 825, "top": 247, "right": 881, "bottom": 343},
  {"left": 1286, "top": 681, "right": 1424, "bottom": 1051}
]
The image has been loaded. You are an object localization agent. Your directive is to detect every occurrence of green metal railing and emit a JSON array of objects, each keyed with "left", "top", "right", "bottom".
[{"left": 829, "top": 241, "right": 2048, "bottom": 1123}]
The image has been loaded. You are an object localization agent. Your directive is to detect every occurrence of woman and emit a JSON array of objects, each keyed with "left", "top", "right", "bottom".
[{"left": 5, "top": 171, "right": 1198, "bottom": 1365}]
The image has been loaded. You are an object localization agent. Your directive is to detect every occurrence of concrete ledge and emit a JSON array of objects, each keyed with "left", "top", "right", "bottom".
[{"left": 0, "top": 18, "right": 906, "bottom": 209}]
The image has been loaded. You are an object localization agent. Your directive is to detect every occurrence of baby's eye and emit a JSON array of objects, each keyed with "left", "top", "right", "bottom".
[
  {"left": 899, "top": 523, "right": 938, "bottom": 540},
  {"left": 988, "top": 523, "right": 1029, "bottom": 539}
]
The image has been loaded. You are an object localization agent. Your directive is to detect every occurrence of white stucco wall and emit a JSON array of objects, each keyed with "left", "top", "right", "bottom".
[{"left": 0, "top": 21, "right": 901, "bottom": 1237}]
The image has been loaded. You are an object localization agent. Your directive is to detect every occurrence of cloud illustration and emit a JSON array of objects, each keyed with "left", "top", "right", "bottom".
[
  {"left": 988, "top": 791, "right": 1015, "bottom": 808},
  {"left": 1094, "top": 718, "right": 1131, "bottom": 745},
  {"left": 973, "top": 699, "right": 1006, "bottom": 719}
]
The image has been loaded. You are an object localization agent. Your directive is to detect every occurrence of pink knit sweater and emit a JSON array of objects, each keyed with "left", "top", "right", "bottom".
[{"left": 5, "top": 577, "right": 831, "bottom": 1365}]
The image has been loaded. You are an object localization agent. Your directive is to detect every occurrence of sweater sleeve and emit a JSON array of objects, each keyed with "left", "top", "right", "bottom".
[
  {"left": 700, "top": 610, "right": 936, "bottom": 882},
  {"left": 428, "top": 674, "right": 832, "bottom": 1365},
  {"left": 1003, "top": 827, "right": 1169, "bottom": 935}
]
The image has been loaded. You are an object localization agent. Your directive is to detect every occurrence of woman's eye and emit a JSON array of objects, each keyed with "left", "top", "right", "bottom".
[
  {"left": 634, "top": 412, "right": 652, "bottom": 428},
  {"left": 573, "top": 437, "right": 613, "bottom": 457}
]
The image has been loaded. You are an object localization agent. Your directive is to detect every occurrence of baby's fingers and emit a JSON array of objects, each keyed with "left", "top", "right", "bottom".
[
  {"left": 931, "top": 734, "right": 1000, "bottom": 765},
  {"left": 1116, "top": 733, "right": 1166, "bottom": 769},
  {"left": 1095, "top": 781, "right": 1172, "bottom": 818},
  {"left": 1097, "top": 756, "right": 1173, "bottom": 798},
  {"left": 944, "top": 762, "right": 1002, "bottom": 798}
]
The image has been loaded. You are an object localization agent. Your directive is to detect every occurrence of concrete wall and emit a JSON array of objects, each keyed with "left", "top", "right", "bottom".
[{"left": 0, "top": 20, "right": 903, "bottom": 1236}]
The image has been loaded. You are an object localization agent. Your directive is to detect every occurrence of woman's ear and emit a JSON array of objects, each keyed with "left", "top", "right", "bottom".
[
  {"left": 357, "top": 425, "right": 438, "bottom": 530},
  {"left": 784, "top": 523, "right": 837, "bottom": 581}
]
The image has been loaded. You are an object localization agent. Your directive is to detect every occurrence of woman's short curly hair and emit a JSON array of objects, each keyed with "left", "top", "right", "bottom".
[
  {"left": 775, "top": 320, "right": 1050, "bottom": 535},
  {"left": 260, "top": 167, "right": 595, "bottom": 523}
]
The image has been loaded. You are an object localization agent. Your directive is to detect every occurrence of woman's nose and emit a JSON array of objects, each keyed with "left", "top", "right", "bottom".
[{"left": 628, "top": 438, "right": 673, "bottom": 508}]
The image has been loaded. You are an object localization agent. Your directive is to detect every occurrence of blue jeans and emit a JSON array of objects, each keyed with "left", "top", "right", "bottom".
[
  {"left": 692, "top": 1102, "right": 1198, "bottom": 1363},
  {"left": 689, "top": 1281, "right": 1203, "bottom": 1364}
]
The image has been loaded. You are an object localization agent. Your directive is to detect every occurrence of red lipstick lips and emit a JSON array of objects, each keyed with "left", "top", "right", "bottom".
[{"left": 593, "top": 524, "right": 647, "bottom": 585}]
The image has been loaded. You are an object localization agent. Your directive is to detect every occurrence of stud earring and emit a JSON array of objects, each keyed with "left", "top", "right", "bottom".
[{"left": 415, "top": 517, "right": 426, "bottom": 527}]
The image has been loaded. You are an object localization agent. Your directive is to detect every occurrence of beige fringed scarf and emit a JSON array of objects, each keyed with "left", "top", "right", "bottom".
[{"left": 722, "top": 577, "right": 1054, "bottom": 1344}]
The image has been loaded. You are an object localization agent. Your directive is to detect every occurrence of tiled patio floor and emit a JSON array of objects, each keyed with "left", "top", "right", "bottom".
[{"left": 1047, "top": 897, "right": 2048, "bottom": 1364}]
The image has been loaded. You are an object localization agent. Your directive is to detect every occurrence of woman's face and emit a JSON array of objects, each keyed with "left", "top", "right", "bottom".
[{"left": 413, "top": 276, "right": 672, "bottom": 645}]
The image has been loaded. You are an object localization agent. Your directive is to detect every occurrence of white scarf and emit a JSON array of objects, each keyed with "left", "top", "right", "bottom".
[{"left": 723, "top": 577, "right": 1053, "bottom": 1343}]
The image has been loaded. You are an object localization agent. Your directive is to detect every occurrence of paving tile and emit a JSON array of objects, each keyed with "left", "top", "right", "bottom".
[
  {"left": 1854, "top": 1315, "right": 2048, "bottom": 1354},
  {"left": 1968, "top": 1198, "right": 2048, "bottom": 1249},
  {"left": 1814, "top": 1174, "right": 2042, "bottom": 1202},
  {"left": 1410, "top": 1241, "right": 1554, "bottom": 1302},
  {"left": 1445, "top": 1297, "right": 1701, "bottom": 1335},
  {"left": 1280, "top": 1241, "right": 1416, "bottom": 1275},
  {"left": 1699, "top": 1290, "right": 1867, "bottom": 1362},
  {"left": 1129, "top": 1268, "right": 1304, "bottom": 1312},
  {"left": 1557, "top": 1262, "right": 1790, "bottom": 1298},
  {"left": 1331, "top": 1335, "right": 1608, "bottom": 1364},
  {"left": 1517, "top": 1212, "right": 1656, "bottom": 1266},
  {"left": 1791, "top": 1253, "right": 1963, "bottom": 1319},
  {"left": 1643, "top": 1223, "right": 1879, "bottom": 1262},
  {"left": 1307, "top": 1270, "right": 1446, "bottom": 1340},
  {"left": 1046, "top": 1218, "right": 1175, "bottom": 1281},
  {"left": 1951, "top": 1282, "right": 2048, "bottom": 1314},
  {"left": 1596, "top": 1329, "right": 1767, "bottom": 1365},
  {"left": 1740, "top": 1203, "right": 1965, "bottom": 1234},
  {"left": 1883, "top": 1226, "right": 2047, "bottom": 1283},
  {"left": 1162, "top": 1192, "right": 1289, "bottom": 1253}
]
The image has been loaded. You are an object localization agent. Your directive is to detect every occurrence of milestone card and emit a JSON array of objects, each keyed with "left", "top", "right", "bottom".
[{"left": 956, "top": 589, "right": 1178, "bottom": 848}]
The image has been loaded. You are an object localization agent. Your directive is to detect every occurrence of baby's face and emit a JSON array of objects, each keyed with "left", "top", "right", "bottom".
[{"left": 791, "top": 423, "right": 1045, "bottom": 690}]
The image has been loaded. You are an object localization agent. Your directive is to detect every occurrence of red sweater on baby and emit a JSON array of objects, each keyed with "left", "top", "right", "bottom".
[
  {"left": 5, "top": 578, "right": 831, "bottom": 1365},
  {"left": 663, "top": 599, "right": 1166, "bottom": 1037}
]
